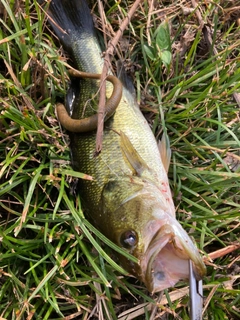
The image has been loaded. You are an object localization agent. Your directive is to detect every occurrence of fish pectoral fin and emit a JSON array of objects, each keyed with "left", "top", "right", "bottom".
[
  {"left": 158, "top": 132, "right": 171, "bottom": 173},
  {"left": 120, "top": 131, "right": 149, "bottom": 176},
  {"left": 101, "top": 179, "right": 144, "bottom": 214}
]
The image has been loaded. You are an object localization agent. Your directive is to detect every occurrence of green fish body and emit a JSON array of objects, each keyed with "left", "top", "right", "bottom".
[{"left": 42, "top": 0, "right": 206, "bottom": 292}]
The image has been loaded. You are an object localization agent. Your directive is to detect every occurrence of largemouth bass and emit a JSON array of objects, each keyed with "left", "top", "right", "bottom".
[{"left": 41, "top": 0, "right": 206, "bottom": 293}]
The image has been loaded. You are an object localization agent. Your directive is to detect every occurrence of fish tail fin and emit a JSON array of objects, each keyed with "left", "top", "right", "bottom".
[{"left": 39, "top": 0, "right": 95, "bottom": 52}]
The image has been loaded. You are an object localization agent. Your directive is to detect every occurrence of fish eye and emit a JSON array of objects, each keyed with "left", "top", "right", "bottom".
[{"left": 120, "top": 230, "right": 138, "bottom": 248}]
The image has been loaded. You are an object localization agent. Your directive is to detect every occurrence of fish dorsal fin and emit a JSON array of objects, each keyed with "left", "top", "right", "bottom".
[
  {"left": 158, "top": 132, "right": 171, "bottom": 173},
  {"left": 117, "top": 61, "right": 136, "bottom": 96},
  {"left": 120, "top": 131, "right": 149, "bottom": 176}
]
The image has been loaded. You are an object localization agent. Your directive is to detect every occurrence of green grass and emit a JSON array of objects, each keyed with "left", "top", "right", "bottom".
[{"left": 0, "top": 0, "right": 239, "bottom": 319}]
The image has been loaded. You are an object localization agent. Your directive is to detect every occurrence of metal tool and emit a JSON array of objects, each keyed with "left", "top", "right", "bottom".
[{"left": 189, "top": 260, "right": 203, "bottom": 320}]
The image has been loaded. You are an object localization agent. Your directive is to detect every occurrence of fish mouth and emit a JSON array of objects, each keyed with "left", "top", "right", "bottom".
[{"left": 141, "top": 222, "right": 206, "bottom": 293}]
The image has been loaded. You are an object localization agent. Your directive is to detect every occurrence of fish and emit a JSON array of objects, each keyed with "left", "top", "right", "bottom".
[{"left": 40, "top": 0, "right": 206, "bottom": 293}]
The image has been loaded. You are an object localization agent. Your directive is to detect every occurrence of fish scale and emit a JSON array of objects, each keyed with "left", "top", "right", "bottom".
[{"left": 40, "top": 0, "right": 206, "bottom": 294}]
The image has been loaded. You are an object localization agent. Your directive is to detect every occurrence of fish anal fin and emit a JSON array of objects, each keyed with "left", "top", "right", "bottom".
[
  {"left": 158, "top": 133, "right": 171, "bottom": 173},
  {"left": 120, "top": 131, "right": 149, "bottom": 176}
]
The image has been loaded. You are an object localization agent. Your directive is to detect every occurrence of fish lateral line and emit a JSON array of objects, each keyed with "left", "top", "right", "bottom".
[{"left": 56, "top": 69, "right": 123, "bottom": 133}]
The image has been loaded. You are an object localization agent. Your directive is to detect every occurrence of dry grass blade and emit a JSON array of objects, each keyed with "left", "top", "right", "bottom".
[
  {"left": 0, "top": 0, "right": 239, "bottom": 319},
  {"left": 95, "top": 0, "right": 143, "bottom": 154}
]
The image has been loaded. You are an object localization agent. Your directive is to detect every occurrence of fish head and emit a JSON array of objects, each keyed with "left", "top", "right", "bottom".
[{"left": 101, "top": 177, "right": 206, "bottom": 293}]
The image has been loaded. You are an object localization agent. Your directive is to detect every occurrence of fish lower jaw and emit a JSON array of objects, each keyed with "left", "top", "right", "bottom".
[
  {"left": 144, "top": 243, "right": 190, "bottom": 293},
  {"left": 140, "top": 222, "right": 205, "bottom": 293}
]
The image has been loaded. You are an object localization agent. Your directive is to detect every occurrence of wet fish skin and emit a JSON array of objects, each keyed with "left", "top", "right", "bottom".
[{"left": 41, "top": 0, "right": 206, "bottom": 293}]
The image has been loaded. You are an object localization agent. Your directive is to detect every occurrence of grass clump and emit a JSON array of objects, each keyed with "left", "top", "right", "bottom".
[{"left": 0, "top": 0, "right": 240, "bottom": 319}]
